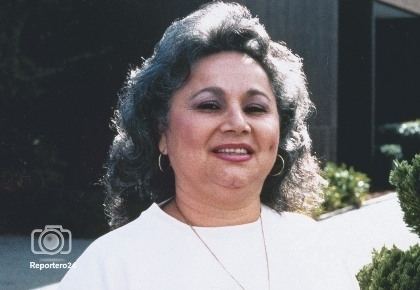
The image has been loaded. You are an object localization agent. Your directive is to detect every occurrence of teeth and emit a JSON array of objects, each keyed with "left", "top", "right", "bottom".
[{"left": 217, "top": 148, "right": 248, "bottom": 154}]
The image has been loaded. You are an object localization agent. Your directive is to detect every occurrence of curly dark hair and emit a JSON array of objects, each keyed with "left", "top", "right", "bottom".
[{"left": 103, "top": 1, "right": 324, "bottom": 229}]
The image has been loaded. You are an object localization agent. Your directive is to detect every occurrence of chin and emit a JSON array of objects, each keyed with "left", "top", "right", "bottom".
[{"left": 214, "top": 173, "right": 253, "bottom": 189}]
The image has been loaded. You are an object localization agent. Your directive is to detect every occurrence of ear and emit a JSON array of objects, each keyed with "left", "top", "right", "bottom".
[{"left": 159, "top": 134, "right": 167, "bottom": 155}]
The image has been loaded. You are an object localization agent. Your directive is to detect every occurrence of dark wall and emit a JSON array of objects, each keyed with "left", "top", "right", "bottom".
[
  {"left": 337, "top": 0, "right": 375, "bottom": 173},
  {"left": 0, "top": 0, "right": 207, "bottom": 236},
  {"left": 241, "top": 0, "right": 339, "bottom": 163},
  {"left": 338, "top": 0, "right": 420, "bottom": 179},
  {"left": 376, "top": 18, "right": 420, "bottom": 126}
]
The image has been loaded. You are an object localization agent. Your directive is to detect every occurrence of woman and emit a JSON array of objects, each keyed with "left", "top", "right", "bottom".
[{"left": 59, "top": 2, "right": 358, "bottom": 289}]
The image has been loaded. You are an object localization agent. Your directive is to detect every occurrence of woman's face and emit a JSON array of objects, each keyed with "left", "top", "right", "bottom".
[{"left": 159, "top": 52, "right": 280, "bottom": 199}]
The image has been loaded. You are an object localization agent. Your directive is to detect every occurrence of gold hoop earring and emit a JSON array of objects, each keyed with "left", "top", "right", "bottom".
[
  {"left": 158, "top": 153, "right": 165, "bottom": 172},
  {"left": 271, "top": 154, "right": 285, "bottom": 177}
]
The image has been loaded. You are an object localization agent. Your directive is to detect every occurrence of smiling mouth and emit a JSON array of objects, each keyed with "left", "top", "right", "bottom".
[
  {"left": 215, "top": 148, "right": 250, "bottom": 155},
  {"left": 212, "top": 145, "right": 253, "bottom": 162},
  {"left": 212, "top": 144, "right": 254, "bottom": 156}
]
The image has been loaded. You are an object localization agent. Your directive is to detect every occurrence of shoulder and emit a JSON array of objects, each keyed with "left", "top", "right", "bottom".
[
  {"left": 58, "top": 204, "right": 161, "bottom": 289},
  {"left": 78, "top": 203, "right": 169, "bottom": 262},
  {"left": 262, "top": 206, "right": 359, "bottom": 289},
  {"left": 262, "top": 206, "right": 325, "bottom": 256},
  {"left": 262, "top": 205, "right": 315, "bottom": 223},
  {"left": 262, "top": 206, "right": 318, "bottom": 235}
]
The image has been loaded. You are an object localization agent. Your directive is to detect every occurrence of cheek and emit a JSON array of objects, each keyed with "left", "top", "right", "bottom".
[
  {"left": 166, "top": 113, "right": 213, "bottom": 177},
  {"left": 166, "top": 112, "right": 207, "bottom": 153},
  {"left": 263, "top": 120, "right": 280, "bottom": 152}
]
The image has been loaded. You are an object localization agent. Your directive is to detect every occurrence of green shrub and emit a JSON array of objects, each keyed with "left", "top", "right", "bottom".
[
  {"left": 389, "top": 154, "right": 420, "bottom": 237},
  {"left": 357, "top": 155, "right": 420, "bottom": 289},
  {"left": 357, "top": 245, "right": 420, "bottom": 290},
  {"left": 319, "top": 162, "right": 370, "bottom": 213}
]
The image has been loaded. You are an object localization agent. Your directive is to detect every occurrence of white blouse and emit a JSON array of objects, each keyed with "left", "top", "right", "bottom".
[{"left": 58, "top": 203, "right": 359, "bottom": 290}]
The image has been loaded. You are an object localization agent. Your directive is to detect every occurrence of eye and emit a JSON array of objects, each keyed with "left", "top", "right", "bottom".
[
  {"left": 196, "top": 101, "right": 221, "bottom": 111},
  {"left": 244, "top": 104, "right": 267, "bottom": 114}
]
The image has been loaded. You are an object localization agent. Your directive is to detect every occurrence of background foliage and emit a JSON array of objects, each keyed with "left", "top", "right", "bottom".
[
  {"left": 375, "top": 120, "right": 420, "bottom": 188},
  {"left": 317, "top": 162, "right": 370, "bottom": 215},
  {"left": 357, "top": 245, "right": 420, "bottom": 290},
  {"left": 357, "top": 154, "right": 420, "bottom": 289},
  {"left": 378, "top": 119, "right": 420, "bottom": 163},
  {"left": 389, "top": 154, "right": 420, "bottom": 237}
]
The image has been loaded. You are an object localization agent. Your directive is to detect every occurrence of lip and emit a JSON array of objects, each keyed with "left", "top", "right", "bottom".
[{"left": 211, "top": 143, "right": 254, "bottom": 162}]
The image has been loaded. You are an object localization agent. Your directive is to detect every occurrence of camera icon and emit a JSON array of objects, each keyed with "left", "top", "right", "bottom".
[{"left": 31, "top": 225, "right": 72, "bottom": 255}]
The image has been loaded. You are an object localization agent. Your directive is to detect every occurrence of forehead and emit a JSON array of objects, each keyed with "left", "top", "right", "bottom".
[
  {"left": 184, "top": 51, "right": 272, "bottom": 91},
  {"left": 191, "top": 51, "right": 266, "bottom": 77}
]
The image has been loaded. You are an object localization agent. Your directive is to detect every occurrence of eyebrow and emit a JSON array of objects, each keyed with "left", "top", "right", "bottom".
[
  {"left": 189, "top": 87, "right": 224, "bottom": 100},
  {"left": 189, "top": 86, "right": 273, "bottom": 102},
  {"left": 246, "top": 88, "right": 272, "bottom": 102}
]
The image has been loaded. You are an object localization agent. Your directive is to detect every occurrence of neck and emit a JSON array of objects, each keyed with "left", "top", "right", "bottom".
[{"left": 163, "top": 192, "right": 262, "bottom": 227}]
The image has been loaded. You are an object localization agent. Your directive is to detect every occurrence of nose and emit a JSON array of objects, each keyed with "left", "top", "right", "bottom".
[{"left": 220, "top": 105, "right": 251, "bottom": 134}]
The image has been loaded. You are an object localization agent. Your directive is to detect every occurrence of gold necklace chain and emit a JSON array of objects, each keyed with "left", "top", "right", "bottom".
[{"left": 175, "top": 202, "right": 271, "bottom": 290}]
